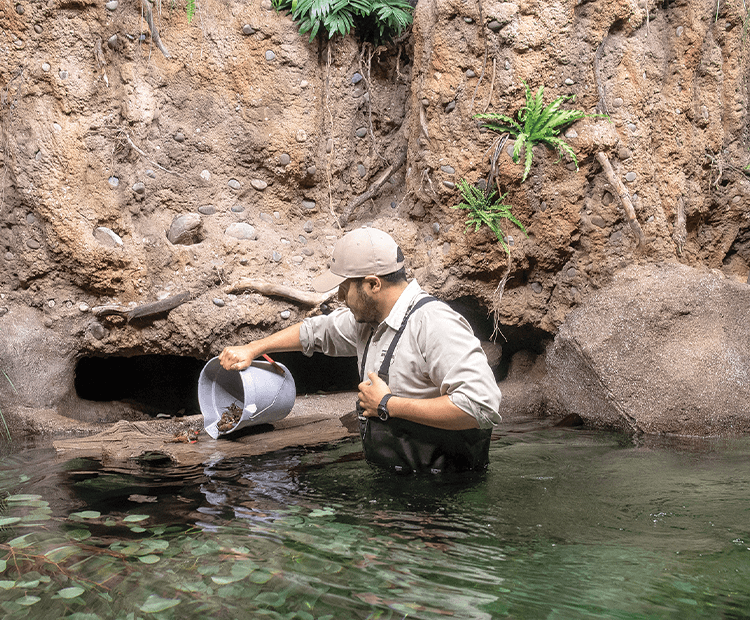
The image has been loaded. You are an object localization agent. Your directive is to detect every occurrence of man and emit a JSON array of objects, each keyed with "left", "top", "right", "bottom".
[{"left": 219, "top": 227, "right": 502, "bottom": 473}]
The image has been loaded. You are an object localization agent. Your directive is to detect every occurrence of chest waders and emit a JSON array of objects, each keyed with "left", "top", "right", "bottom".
[{"left": 356, "top": 297, "right": 493, "bottom": 474}]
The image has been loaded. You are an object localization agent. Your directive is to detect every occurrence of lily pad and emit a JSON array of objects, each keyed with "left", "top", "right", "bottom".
[
  {"left": 138, "top": 555, "right": 160, "bottom": 564},
  {"left": 123, "top": 514, "right": 150, "bottom": 523},
  {"left": 70, "top": 510, "right": 101, "bottom": 520},
  {"left": 56, "top": 586, "right": 85, "bottom": 599}
]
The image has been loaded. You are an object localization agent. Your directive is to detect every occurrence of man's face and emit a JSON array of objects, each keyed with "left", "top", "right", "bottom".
[{"left": 339, "top": 278, "right": 379, "bottom": 324}]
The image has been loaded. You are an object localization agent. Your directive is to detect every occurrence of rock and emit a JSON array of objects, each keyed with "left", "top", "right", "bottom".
[
  {"left": 445, "top": 101, "right": 456, "bottom": 113},
  {"left": 565, "top": 78, "right": 575, "bottom": 85},
  {"left": 564, "top": 128, "right": 578, "bottom": 139},
  {"left": 465, "top": 69, "right": 475, "bottom": 78},
  {"left": 231, "top": 204, "right": 245, "bottom": 213},
  {"left": 443, "top": 181, "right": 455, "bottom": 189},
  {"left": 625, "top": 171, "right": 637, "bottom": 182},
  {"left": 26, "top": 239, "right": 41, "bottom": 249},
  {"left": 105, "top": 0, "right": 118, "bottom": 10},
  {"left": 296, "top": 129, "right": 307, "bottom": 142},
  {"left": 351, "top": 73, "right": 363, "bottom": 84},
  {"left": 487, "top": 20, "right": 502, "bottom": 31},
  {"left": 265, "top": 50, "right": 276, "bottom": 61},
  {"left": 93, "top": 227, "right": 122, "bottom": 247},
  {"left": 213, "top": 298, "right": 225, "bottom": 307},
  {"left": 174, "top": 132, "right": 185, "bottom": 142},
  {"left": 132, "top": 182, "right": 145, "bottom": 195},
  {"left": 279, "top": 153, "right": 291, "bottom": 165},
  {"left": 546, "top": 263, "right": 750, "bottom": 435},
  {"left": 303, "top": 220, "right": 314, "bottom": 233},
  {"left": 0, "top": 307, "right": 8, "bottom": 317},
  {"left": 90, "top": 322, "right": 107, "bottom": 340},
  {"left": 4, "top": 252, "right": 14, "bottom": 261},
  {"left": 259, "top": 213, "right": 274, "bottom": 223},
  {"left": 107, "top": 34, "right": 118, "bottom": 49},
  {"left": 531, "top": 282, "right": 543, "bottom": 294},
  {"left": 357, "top": 164, "right": 366, "bottom": 177},
  {"left": 272, "top": 251, "right": 282, "bottom": 262},
  {"left": 302, "top": 248, "right": 314, "bottom": 256},
  {"left": 42, "top": 62, "right": 50, "bottom": 72},
  {"left": 225, "top": 223, "right": 257, "bottom": 240},
  {"left": 440, "top": 165, "right": 455, "bottom": 174},
  {"left": 242, "top": 24, "right": 255, "bottom": 35},
  {"left": 146, "top": 169, "right": 156, "bottom": 178},
  {"left": 251, "top": 179, "right": 268, "bottom": 191},
  {"left": 15, "top": 4, "right": 24, "bottom": 14},
  {"left": 200, "top": 170, "right": 210, "bottom": 181},
  {"left": 306, "top": 166, "right": 316, "bottom": 177},
  {"left": 302, "top": 200, "right": 316, "bottom": 210},
  {"left": 79, "top": 303, "right": 89, "bottom": 312},
  {"left": 228, "top": 179, "right": 241, "bottom": 190},
  {"left": 167, "top": 213, "right": 203, "bottom": 245},
  {"left": 355, "top": 127, "right": 367, "bottom": 138},
  {"left": 198, "top": 205, "right": 216, "bottom": 215},
  {"left": 591, "top": 215, "right": 607, "bottom": 228},
  {"left": 108, "top": 176, "right": 119, "bottom": 187}
]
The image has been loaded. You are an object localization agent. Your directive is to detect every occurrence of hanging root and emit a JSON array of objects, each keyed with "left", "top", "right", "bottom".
[
  {"left": 490, "top": 256, "right": 512, "bottom": 342},
  {"left": 141, "top": 0, "right": 171, "bottom": 59},
  {"left": 596, "top": 151, "right": 647, "bottom": 248}
]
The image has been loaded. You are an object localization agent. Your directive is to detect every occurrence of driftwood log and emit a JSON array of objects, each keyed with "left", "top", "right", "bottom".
[
  {"left": 92, "top": 291, "right": 191, "bottom": 321},
  {"left": 225, "top": 280, "right": 338, "bottom": 306},
  {"left": 596, "top": 151, "right": 647, "bottom": 248}
]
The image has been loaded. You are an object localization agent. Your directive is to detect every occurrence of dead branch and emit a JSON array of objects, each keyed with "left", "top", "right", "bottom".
[
  {"left": 141, "top": 0, "right": 171, "bottom": 59},
  {"left": 92, "top": 291, "right": 191, "bottom": 321},
  {"left": 338, "top": 148, "right": 407, "bottom": 225},
  {"left": 596, "top": 151, "right": 647, "bottom": 248},
  {"left": 225, "top": 280, "right": 338, "bottom": 306}
]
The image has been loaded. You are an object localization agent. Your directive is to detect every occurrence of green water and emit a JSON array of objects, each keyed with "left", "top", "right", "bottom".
[{"left": 1, "top": 426, "right": 750, "bottom": 619}]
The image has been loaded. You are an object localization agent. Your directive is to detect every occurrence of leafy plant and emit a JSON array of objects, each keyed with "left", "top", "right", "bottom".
[
  {"left": 273, "top": 0, "right": 413, "bottom": 43},
  {"left": 186, "top": 0, "right": 196, "bottom": 23},
  {"left": 476, "top": 81, "right": 603, "bottom": 182},
  {"left": 452, "top": 179, "right": 527, "bottom": 256}
]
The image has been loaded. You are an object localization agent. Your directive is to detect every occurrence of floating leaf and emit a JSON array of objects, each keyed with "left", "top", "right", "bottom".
[
  {"left": 56, "top": 586, "right": 85, "bottom": 599},
  {"left": 140, "top": 595, "right": 180, "bottom": 613},
  {"left": 308, "top": 508, "right": 335, "bottom": 518},
  {"left": 211, "top": 574, "right": 243, "bottom": 585},
  {"left": 138, "top": 555, "right": 160, "bottom": 564},
  {"left": 0, "top": 580, "right": 15, "bottom": 589},
  {"left": 16, "top": 595, "right": 41, "bottom": 606},
  {"left": 0, "top": 517, "right": 21, "bottom": 526},
  {"left": 249, "top": 569, "right": 275, "bottom": 584},
  {"left": 45, "top": 545, "right": 81, "bottom": 562},
  {"left": 8, "top": 533, "right": 34, "bottom": 548},
  {"left": 67, "top": 529, "right": 92, "bottom": 541},
  {"left": 70, "top": 511, "right": 101, "bottom": 520},
  {"left": 0, "top": 560, "right": 5, "bottom": 572},
  {"left": 6, "top": 494, "right": 42, "bottom": 502},
  {"left": 123, "top": 514, "right": 149, "bottom": 523},
  {"left": 129, "top": 526, "right": 147, "bottom": 533}
]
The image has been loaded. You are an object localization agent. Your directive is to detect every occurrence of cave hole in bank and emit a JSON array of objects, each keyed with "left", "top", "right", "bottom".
[{"left": 74, "top": 353, "right": 361, "bottom": 416}]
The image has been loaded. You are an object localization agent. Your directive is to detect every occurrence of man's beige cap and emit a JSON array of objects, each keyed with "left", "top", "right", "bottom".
[{"left": 311, "top": 227, "right": 404, "bottom": 292}]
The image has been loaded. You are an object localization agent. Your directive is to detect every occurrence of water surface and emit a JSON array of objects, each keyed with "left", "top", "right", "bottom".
[{"left": 1, "top": 426, "right": 749, "bottom": 619}]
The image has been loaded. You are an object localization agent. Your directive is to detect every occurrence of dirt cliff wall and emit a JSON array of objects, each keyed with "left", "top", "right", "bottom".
[{"left": 1, "top": 0, "right": 748, "bottom": 425}]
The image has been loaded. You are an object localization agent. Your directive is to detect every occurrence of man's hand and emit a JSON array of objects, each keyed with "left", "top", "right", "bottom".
[
  {"left": 218, "top": 344, "right": 259, "bottom": 371},
  {"left": 357, "top": 372, "right": 391, "bottom": 417}
]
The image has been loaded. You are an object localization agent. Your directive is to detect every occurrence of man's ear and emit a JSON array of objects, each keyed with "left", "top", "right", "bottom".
[{"left": 362, "top": 275, "right": 382, "bottom": 293}]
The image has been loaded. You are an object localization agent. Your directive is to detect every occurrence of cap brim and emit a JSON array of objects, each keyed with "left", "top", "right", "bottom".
[{"left": 311, "top": 269, "right": 347, "bottom": 293}]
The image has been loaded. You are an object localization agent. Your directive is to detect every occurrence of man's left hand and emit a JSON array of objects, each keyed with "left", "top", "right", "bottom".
[{"left": 357, "top": 372, "right": 391, "bottom": 417}]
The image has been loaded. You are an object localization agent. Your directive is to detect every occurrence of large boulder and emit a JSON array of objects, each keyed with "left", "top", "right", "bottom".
[{"left": 546, "top": 263, "right": 750, "bottom": 435}]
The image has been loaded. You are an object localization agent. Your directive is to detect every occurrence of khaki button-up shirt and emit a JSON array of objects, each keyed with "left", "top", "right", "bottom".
[{"left": 299, "top": 280, "right": 502, "bottom": 428}]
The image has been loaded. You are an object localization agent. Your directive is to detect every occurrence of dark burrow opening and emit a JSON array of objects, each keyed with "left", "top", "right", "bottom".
[
  {"left": 73, "top": 303, "right": 552, "bottom": 417},
  {"left": 74, "top": 353, "right": 361, "bottom": 416}
]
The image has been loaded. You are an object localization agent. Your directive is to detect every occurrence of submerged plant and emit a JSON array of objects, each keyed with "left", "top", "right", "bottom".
[
  {"left": 452, "top": 179, "right": 527, "bottom": 256},
  {"left": 476, "top": 82, "right": 603, "bottom": 182},
  {"left": 272, "top": 0, "right": 413, "bottom": 43}
]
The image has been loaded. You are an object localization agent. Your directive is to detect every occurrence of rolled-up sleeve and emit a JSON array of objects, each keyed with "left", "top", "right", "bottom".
[
  {"left": 416, "top": 305, "right": 502, "bottom": 428},
  {"left": 299, "top": 308, "right": 359, "bottom": 358}
]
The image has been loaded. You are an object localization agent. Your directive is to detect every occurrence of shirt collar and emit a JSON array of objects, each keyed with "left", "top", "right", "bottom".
[{"left": 382, "top": 279, "right": 424, "bottom": 331}]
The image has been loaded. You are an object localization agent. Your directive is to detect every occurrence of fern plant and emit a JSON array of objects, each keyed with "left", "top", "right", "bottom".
[
  {"left": 476, "top": 82, "right": 603, "bottom": 182},
  {"left": 452, "top": 179, "right": 527, "bottom": 256},
  {"left": 273, "top": 0, "right": 413, "bottom": 43}
]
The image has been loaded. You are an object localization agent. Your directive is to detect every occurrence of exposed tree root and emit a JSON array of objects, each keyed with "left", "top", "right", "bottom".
[
  {"left": 672, "top": 195, "right": 686, "bottom": 255},
  {"left": 224, "top": 280, "right": 338, "bottom": 305},
  {"left": 338, "top": 148, "right": 407, "bottom": 225},
  {"left": 141, "top": 0, "right": 171, "bottom": 59},
  {"left": 596, "top": 151, "right": 647, "bottom": 248},
  {"left": 93, "top": 291, "right": 191, "bottom": 321}
]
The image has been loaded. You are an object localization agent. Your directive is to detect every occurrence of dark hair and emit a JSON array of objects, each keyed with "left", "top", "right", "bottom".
[{"left": 379, "top": 266, "right": 407, "bottom": 284}]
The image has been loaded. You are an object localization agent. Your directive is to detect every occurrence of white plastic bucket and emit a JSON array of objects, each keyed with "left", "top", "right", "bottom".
[{"left": 198, "top": 357, "right": 296, "bottom": 439}]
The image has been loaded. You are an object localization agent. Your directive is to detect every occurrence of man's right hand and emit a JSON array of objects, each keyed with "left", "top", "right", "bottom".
[{"left": 218, "top": 344, "right": 259, "bottom": 371}]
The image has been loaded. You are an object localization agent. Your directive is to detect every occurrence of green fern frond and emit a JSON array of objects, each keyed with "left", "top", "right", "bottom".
[
  {"left": 452, "top": 179, "right": 527, "bottom": 256},
  {"left": 186, "top": 0, "right": 196, "bottom": 23},
  {"left": 476, "top": 81, "right": 607, "bottom": 183}
]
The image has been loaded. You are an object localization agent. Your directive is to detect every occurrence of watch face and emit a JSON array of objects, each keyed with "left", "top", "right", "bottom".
[{"left": 377, "top": 407, "right": 389, "bottom": 421}]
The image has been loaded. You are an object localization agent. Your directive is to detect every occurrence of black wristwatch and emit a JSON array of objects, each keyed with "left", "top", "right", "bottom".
[{"left": 377, "top": 394, "right": 393, "bottom": 421}]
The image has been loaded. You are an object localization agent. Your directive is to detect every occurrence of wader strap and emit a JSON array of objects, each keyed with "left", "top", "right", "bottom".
[{"left": 359, "top": 296, "right": 437, "bottom": 384}]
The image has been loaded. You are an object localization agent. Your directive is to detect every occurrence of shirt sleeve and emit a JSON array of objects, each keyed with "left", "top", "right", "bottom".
[
  {"left": 415, "top": 304, "right": 502, "bottom": 428},
  {"left": 299, "top": 308, "right": 359, "bottom": 358}
]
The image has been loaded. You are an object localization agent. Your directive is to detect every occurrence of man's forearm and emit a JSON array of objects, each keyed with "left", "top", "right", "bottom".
[
  {"left": 219, "top": 323, "right": 303, "bottom": 370},
  {"left": 387, "top": 394, "right": 479, "bottom": 430}
]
